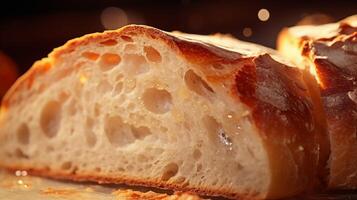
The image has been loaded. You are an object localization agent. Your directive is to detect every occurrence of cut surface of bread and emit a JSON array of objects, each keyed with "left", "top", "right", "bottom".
[
  {"left": 0, "top": 25, "right": 320, "bottom": 199},
  {"left": 278, "top": 15, "right": 357, "bottom": 189}
]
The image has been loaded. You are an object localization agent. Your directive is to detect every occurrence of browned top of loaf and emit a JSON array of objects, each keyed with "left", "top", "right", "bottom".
[
  {"left": 291, "top": 19, "right": 357, "bottom": 141},
  {"left": 283, "top": 16, "right": 357, "bottom": 187}
]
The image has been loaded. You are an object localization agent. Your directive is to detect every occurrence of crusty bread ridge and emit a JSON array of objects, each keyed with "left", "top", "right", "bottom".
[
  {"left": 0, "top": 25, "right": 320, "bottom": 199},
  {"left": 277, "top": 15, "right": 357, "bottom": 189}
]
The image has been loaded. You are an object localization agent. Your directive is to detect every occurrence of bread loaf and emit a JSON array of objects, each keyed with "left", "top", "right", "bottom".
[
  {"left": 0, "top": 25, "right": 321, "bottom": 199},
  {"left": 278, "top": 15, "right": 357, "bottom": 189}
]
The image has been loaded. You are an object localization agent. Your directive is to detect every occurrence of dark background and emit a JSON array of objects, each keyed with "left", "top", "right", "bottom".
[{"left": 0, "top": 0, "right": 356, "bottom": 74}]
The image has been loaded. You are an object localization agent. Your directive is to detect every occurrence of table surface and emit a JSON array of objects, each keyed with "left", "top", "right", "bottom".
[{"left": 0, "top": 170, "right": 356, "bottom": 200}]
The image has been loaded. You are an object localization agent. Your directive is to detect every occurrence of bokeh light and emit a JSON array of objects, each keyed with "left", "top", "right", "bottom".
[
  {"left": 101, "top": 7, "right": 128, "bottom": 30},
  {"left": 243, "top": 27, "right": 253, "bottom": 37},
  {"left": 258, "top": 8, "right": 270, "bottom": 21}
]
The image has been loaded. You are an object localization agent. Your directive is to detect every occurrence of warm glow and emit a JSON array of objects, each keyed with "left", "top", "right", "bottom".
[
  {"left": 243, "top": 27, "right": 252, "bottom": 37},
  {"left": 309, "top": 64, "right": 325, "bottom": 89},
  {"left": 258, "top": 8, "right": 270, "bottom": 21}
]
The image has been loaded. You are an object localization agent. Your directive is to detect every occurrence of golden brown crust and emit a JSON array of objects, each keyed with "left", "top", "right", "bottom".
[
  {"left": 309, "top": 33, "right": 357, "bottom": 188},
  {"left": 1, "top": 25, "right": 245, "bottom": 109},
  {"left": 1, "top": 25, "right": 320, "bottom": 199},
  {"left": 278, "top": 17, "right": 357, "bottom": 189},
  {"left": 233, "top": 54, "right": 318, "bottom": 197}
]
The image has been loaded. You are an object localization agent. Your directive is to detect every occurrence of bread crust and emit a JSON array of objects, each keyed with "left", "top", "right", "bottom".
[
  {"left": 1, "top": 25, "right": 319, "bottom": 199},
  {"left": 277, "top": 16, "right": 357, "bottom": 189}
]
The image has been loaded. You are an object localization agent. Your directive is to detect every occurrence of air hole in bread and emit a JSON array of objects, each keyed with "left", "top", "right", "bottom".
[
  {"left": 61, "top": 161, "right": 72, "bottom": 170},
  {"left": 40, "top": 100, "right": 62, "bottom": 138},
  {"left": 212, "top": 179, "right": 219, "bottom": 186},
  {"left": 131, "top": 126, "right": 152, "bottom": 139},
  {"left": 85, "top": 117, "right": 97, "bottom": 147},
  {"left": 116, "top": 74, "right": 124, "bottom": 81},
  {"left": 193, "top": 149, "right": 202, "bottom": 160},
  {"left": 196, "top": 163, "right": 202, "bottom": 172},
  {"left": 144, "top": 46, "right": 162, "bottom": 63},
  {"left": 121, "top": 35, "right": 133, "bottom": 42},
  {"left": 202, "top": 115, "right": 221, "bottom": 142},
  {"left": 122, "top": 54, "right": 149, "bottom": 75},
  {"left": 104, "top": 115, "right": 135, "bottom": 147},
  {"left": 184, "top": 70, "right": 214, "bottom": 98},
  {"left": 17, "top": 123, "right": 30, "bottom": 145},
  {"left": 161, "top": 163, "right": 179, "bottom": 181},
  {"left": 100, "top": 39, "right": 118, "bottom": 46},
  {"left": 15, "top": 148, "right": 29, "bottom": 159},
  {"left": 97, "top": 79, "right": 113, "bottom": 94},
  {"left": 124, "top": 44, "right": 137, "bottom": 52},
  {"left": 95, "top": 167, "right": 101, "bottom": 172},
  {"left": 142, "top": 88, "right": 172, "bottom": 114},
  {"left": 99, "top": 53, "right": 121, "bottom": 71},
  {"left": 114, "top": 81, "right": 123, "bottom": 95},
  {"left": 175, "top": 176, "right": 186, "bottom": 184},
  {"left": 82, "top": 51, "right": 100, "bottom": 61}
]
